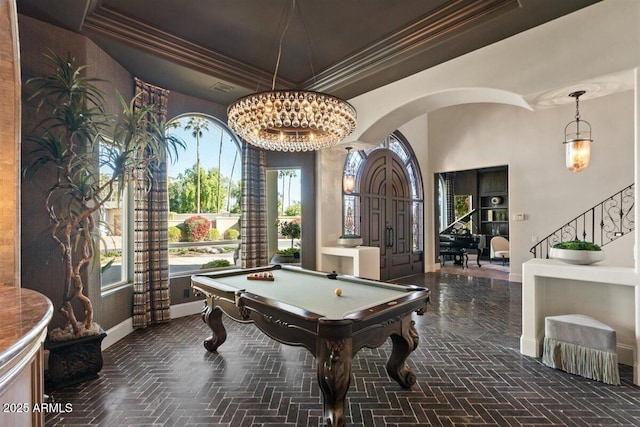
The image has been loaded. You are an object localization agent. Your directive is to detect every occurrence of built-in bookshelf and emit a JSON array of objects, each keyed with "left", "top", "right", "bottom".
[{"left": 478, "top": 167, "right": 509, "bottom": 239}]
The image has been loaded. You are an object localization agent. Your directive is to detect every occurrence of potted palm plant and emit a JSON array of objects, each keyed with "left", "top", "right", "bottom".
[{"left": 23, "top": 52, "right": 183, "bottom": 389}]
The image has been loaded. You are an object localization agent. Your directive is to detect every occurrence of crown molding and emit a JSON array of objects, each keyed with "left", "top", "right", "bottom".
[
  {"left": 83, "top": 0, "right": 518, "bottom": 97},
  {"left": 304, "top": 0, "right": 519, "bottom": 93},
  {"left": 83, "top": 5, "right": 296, "bottom": 91}
]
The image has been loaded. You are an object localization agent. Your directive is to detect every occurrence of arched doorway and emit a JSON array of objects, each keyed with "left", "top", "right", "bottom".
[{"left": 343, "top": 132, "right": 423, "bottom": 281}]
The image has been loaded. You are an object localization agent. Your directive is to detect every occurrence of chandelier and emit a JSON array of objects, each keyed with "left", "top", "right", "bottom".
[
  {"left": 563, "top": 90, "right": 593, "bottom": 172},
  {"left": 227, "top": 91, "right": 356, "bottom": 152},
  {"left": 227, "top": 0, "right": 356, "bottom": 152}
]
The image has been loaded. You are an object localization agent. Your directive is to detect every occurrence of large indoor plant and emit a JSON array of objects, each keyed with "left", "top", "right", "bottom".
[{"left": 23, "top": 52, "right": 183, "bottom": 343}]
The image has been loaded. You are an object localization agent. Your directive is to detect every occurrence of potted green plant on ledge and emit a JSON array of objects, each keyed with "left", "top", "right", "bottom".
[
  {"left": 271, "top": 220, "right": 301, "bottom": 263},
  {"left": 338, "top": 234, "right": 363, "bottom": 247},
  {"left": 23, "top": 52, "right": 183, "bottom": 389},
  {"left": 549, "top": 240, "right": 604, "bottom": 265}
]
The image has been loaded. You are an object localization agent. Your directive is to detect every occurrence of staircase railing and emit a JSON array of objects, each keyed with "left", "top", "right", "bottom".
[{"left": 530, "top": 184, "right": 634, "bottom": 258}]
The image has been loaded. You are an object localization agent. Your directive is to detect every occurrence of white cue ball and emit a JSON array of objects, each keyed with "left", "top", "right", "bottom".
[{"left": 335, "top": 288, "right": 342, "bottom": 296}]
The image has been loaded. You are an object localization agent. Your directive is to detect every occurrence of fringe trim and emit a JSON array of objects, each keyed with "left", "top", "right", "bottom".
[{"left": 543, "top": 337, "right": 620, "bottom": 385}]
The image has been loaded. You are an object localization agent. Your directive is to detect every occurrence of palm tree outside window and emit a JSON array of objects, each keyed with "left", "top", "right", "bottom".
[{"left": 165, "top": 114, "right": 242, "bottom": 275}]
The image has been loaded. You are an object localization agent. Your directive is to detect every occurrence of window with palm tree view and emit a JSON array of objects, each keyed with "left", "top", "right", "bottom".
[
  {"left": 100, "top": 114, "right": 243, "bottom": 287},
  {"left": 274, "top": 169, "right": 302, "bottom": 261},
  {"left": 166, "top": 115, "right": 242, "bottom": 275}
]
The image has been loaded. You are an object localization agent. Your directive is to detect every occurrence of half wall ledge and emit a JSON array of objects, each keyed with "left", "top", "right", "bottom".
[{"left": 520, "top": 258, "right": 639, "bottom": 385}]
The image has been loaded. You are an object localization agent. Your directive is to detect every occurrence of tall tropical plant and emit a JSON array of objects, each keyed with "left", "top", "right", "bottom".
[
  {"left": 226, "top": 149, "right": 239, "bottom": 212},
  {"left": 183, "top": 116, "right": 209, "bottom": 213},
  {"left": 286, "top": 169, "right": 298, "bottom": 209},
  {"left": 216, "top": 127, "right": 224, "bottom": 212},
  {"left": 23, "top": 52, "right": 184, "bottom": 338}
]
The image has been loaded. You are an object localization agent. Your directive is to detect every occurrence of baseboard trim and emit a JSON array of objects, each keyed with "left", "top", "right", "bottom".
[
  {"left": 171, "top": 300, "right": 205, "bottom": 319},
  {"left": 102, "top": 300, "right": 204, "bottom": 350},
  {"left": 102, "top": 317, "right": 133, "bottom": 350}
]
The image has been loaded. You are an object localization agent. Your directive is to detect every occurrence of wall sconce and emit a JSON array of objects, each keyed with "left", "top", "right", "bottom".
[
  {"left": 343, "top": 146, "right": 355, "bottom": 194},
  {"left": 563, "top": 90, "right": 593, "bottom": 173}
]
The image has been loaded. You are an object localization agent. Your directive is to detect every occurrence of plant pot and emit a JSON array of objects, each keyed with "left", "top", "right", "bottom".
[
  {"left": 338, "top": 237, "right": 363, "bottom": 247},
  {"left": 270, "top": 253, "right": 300, "bottom": 264},
  {"left": 45, "top": 329, "right": 107, "bottom": 392},
  {"left": 549, "top": 248, "right": 605, "bottom": 265}
]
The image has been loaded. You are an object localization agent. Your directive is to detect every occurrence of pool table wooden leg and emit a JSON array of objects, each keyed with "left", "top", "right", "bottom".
[
  {"left": 386, "top": 316, "right": 419, "bottom": 388},
  {"left": 201, "top": 296, "right": 227, "bottom": 352},
  {"left": 317, "top": 336, "right": 352, "bottom": 427}
]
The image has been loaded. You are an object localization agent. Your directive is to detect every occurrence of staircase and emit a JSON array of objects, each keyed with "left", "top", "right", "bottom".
[{"left": 530, "top": 184, "right": 634, "bottom": 258}]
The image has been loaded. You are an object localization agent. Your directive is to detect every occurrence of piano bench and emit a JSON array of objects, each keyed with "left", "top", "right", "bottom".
[{"left": 440, "top": 249, "right": 468, "bottom": 268}]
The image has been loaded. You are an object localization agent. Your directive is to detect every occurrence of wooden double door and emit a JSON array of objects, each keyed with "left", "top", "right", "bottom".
[{"left": 360, "top": 150, "right": 421, "bottom": 281}]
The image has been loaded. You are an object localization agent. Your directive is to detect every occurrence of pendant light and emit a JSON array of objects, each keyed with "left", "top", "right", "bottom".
[
  {"left": 563, "top": 90, "right": 593, "bottom": 172},
  {"left": 343, "top": 146, "right": 355, "bottom": 194}
]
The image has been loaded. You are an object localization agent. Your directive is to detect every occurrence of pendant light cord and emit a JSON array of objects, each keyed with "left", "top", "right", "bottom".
[{"left": 272, "top": 0, "right": 296, "bottom": 90}]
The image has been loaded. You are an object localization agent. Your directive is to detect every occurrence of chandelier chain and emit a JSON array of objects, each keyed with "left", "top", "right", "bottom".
[
  {"left": 272, "top": 0, "right": 296, "bottom": 90},
  {"left": 227, "top": 0, "right": 356, "bottom": 151}
]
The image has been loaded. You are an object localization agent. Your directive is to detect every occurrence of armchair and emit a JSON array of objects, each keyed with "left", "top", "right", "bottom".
[{"left": 490, "top": 236, "right": 510, "bottom": 266}]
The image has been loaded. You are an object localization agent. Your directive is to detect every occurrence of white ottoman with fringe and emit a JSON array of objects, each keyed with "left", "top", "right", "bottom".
[{"left": 542, "top": 314, "right": 620, "bottom": 385}]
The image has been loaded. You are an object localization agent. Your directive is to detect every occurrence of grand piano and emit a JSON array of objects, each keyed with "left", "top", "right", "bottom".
[{"left": 439, "top": 209, "right": 483, "bottom": 268}]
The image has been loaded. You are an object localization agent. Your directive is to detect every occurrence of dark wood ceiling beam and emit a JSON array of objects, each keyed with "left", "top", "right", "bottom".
[
  {"left": 83, "top": 5, "right": 295, "bottom": 91},
  {"left": 304, "top": 0, "right": 519, "bottom": 93}
]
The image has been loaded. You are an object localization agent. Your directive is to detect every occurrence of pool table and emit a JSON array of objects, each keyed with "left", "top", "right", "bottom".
[{"left": 191, "top": 264, "right": 430, "bottom": 427}]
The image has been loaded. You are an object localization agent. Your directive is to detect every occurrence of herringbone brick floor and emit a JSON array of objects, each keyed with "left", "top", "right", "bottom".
[{"left": 45, "top": 272, "right": 640, "bottom": 426}]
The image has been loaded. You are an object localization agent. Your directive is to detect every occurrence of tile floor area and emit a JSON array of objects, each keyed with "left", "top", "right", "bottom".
[{"left": 46, "top": 271, "right": 640, "bottom": 426}]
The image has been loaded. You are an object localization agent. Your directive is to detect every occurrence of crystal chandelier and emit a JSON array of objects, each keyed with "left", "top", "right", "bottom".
[
  {"left": 227, "top": 0, "right": 356, "bottom": 152},
  {"left": 563, "top": 90, "right": 593, "bottom": 172},
  {"left": 228, "top": 91, "right": 356, "bottom": 152}
]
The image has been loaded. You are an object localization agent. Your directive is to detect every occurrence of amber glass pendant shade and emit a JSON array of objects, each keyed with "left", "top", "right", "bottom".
[
  {"left": 563, "top": 91, "right": 593, "bottom": 173},
  {"left": 565, "top": 138, "right": 591, "bottom": 172}
]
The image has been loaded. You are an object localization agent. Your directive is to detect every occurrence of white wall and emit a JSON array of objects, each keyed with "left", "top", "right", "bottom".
[
  {"left": 428, "top": 91, "right": 635, "bottom": 281},
  {"left": 316, "top": 147, "right": 345, "bottom": 249},
  {"left": 345, "top": 0, "right": 640, "bottom": 146},
  {"left": 316, "top": 0, "right": 640, "bottom": 282}
]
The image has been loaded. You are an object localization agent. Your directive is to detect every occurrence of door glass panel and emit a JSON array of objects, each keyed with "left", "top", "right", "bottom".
[
  {"left": 389, "top": 138, "right": 409, "bottom": 162},
  {"left": 343, "top": 195, "right": 359, "bottom": 236}
]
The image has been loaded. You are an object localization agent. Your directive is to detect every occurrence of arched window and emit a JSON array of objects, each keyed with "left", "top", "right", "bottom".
[
  {"left": 165, "top": 114, "right": 242, "bottom": 275},
  {"left": 343, "top": 132, "right": 424, "bottom": 251},
  {"left": 438, "top": 174, "right": 448, "bottom": 232}
]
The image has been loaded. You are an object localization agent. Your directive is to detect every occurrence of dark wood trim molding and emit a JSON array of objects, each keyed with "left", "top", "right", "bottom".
[
  {"left": 83, "top": 5, "right": 296, "bottom": 91},
  {"left": 304, "top": 0, "right": 519, "bottom": 93},
  {"left": 83, "top": 0, "right": 518, "bottom": 96}
]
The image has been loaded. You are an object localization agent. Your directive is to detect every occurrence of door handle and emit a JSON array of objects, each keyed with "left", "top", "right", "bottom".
[
  {"left": 385, "top": 224, "right": 390, "bottom": 248},
  {"left": 385, "top": 225, "right": 394, "bottom": 248}
]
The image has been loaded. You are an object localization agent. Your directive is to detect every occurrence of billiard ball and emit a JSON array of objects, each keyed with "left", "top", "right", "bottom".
[{"left": 335, "top": 288, "right": 342, "bottom": 296}]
